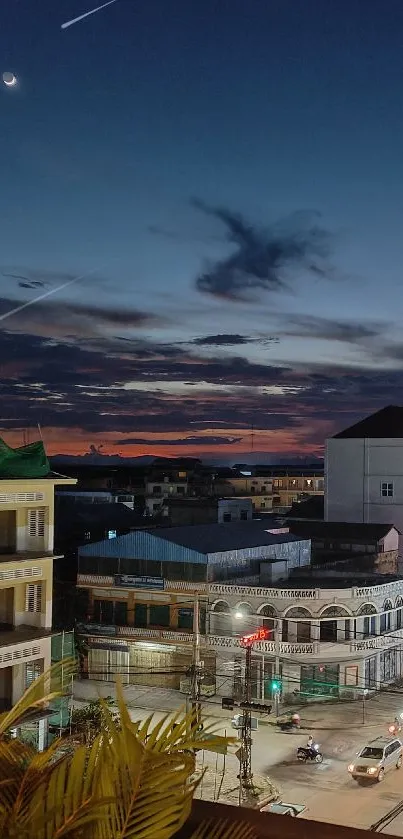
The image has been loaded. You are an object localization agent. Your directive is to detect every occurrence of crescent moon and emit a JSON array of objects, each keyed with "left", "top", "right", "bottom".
[{"left": 3, "top": 73, "right": 17, "bottom": 87}]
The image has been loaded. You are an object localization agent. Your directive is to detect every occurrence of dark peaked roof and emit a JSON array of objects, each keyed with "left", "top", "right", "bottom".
[
  {"left": 144, "top": 520, "right": 302, "bottom": 554},
  {"left": 334, "top": 406, "right": 403, "bottom": 439},
  {"left": 289, "top": 521, "right": 399, "bottom": 542}
]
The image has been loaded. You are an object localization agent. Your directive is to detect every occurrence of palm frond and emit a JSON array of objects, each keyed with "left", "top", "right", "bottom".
[
  {"left": 190, "top": 820, "right": 257, "bottom": 839},
  {"left": 0, "top": 658, "right": 76, "bottom": 736}
]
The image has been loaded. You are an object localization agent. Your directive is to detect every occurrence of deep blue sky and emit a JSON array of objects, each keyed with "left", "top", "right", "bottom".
[{"left": 1, "top": 0, "right": 403, "bottom": 460}]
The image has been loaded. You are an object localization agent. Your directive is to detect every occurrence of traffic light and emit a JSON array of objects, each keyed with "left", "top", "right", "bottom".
[
  {"left": 271, "top": 678, "right": 282, "bottom": 692},
  {"left": 221, "top": 697, "right": 234, "bottom": 710},
  {"left": 239, "top": 701, "right": 272, "bottom": 714}
]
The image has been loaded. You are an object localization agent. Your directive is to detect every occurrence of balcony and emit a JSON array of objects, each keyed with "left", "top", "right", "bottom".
[{"left": 0, "top": 626, "right": 53, "bottom": 669}]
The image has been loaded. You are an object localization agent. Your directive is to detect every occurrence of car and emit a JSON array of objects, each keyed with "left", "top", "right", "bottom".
[
  {"left": 348, "top": 736, "right": 403, "bottom": 782},
  {"left": 260, "top": 802, "right": 305, "bottom": 817}
]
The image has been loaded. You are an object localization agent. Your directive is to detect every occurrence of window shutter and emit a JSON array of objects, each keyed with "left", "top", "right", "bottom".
[
  {"left": 25, "top": 659, "right": 43, "bottom": 688},
  {"left": 25, "top": 583, "right": 42, "bottom": 613},
  {"left": 28, "top": 509, "right": 45, "bottom": 538}
]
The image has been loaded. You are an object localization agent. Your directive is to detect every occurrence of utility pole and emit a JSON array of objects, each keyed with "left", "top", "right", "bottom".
[
  {"left": 190, "top": 594, "right": 202, "bottom": 730},
  {"left": 240, "top": 643, "right": 253, "bottom": 787},
  {"left": 238, "top": 626, "right": 271, "bottom": 788}
]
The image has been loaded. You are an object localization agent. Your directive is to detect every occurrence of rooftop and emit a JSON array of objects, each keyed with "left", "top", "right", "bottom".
[
  {"left": 334, "top": 405, "right": 403, "bottom": 439},
  {"left": 145, "top": 520, "right": 302, "bottom": 554},
  {"left": 286, "top": 496, "right": 324, "bottom": 520},
  {"left": 289, "top": 521, "right": 398, "bottom": 541}
]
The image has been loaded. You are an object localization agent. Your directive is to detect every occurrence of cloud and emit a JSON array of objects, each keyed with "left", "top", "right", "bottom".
[
  {"left": 192, "top": 199, "right": 332, "bottom": 301},
  {"left": 0, "top": 296, "right": 161, "bottom": 342},
  {"left": 2, "top": 273, "right": 48, "bottom": 289},
  {"left": 280, "top": 315, "right": 387, "bottom": 344},
  {"left": 117, "top": 435, "right": 243, "bottom": 446},
  {"left": 191, "top": 333, "right": 279, "bottom": 347}
]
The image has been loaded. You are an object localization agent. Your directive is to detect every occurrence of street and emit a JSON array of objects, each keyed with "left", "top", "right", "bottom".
[{"left": 74, "top": 679, "right": 403, "bottom": 834}]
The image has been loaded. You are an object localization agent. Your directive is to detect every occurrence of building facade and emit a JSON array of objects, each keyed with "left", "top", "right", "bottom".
[
  {"left": 326, "top": 407, "right": 403, "bottom": 546},
  {"left": 0, "top": 469, "right": 75, "bottom": 746},
  {"left": 76, "top": 523, "right": 310, "bottom": 691}
]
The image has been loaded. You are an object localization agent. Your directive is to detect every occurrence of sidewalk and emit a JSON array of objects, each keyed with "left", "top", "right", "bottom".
[{"left": 73, "top": 678, "right": 403, "bottom": 731}]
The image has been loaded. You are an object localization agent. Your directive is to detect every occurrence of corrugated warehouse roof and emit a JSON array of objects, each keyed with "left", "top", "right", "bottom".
[{"left": 79, "top": 520, "right": 303, "bottom": 562}]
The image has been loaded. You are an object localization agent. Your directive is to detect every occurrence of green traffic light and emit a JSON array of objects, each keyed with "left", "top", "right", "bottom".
[{"left": 271, "top": 681, "right": 280, "bottom": 691}]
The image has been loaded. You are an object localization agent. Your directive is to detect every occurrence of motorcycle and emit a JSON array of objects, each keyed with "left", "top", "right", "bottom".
[
  {"left": 277, "top": 713, "right": 301, "bottom": 732},
  {"left": 388, "top": 714, "right": 403, "bottom": 736},
  {"left": 297, "top": 744, "right": 323, "bottom": 764},
  {"left": 389, "top": 722, "right": 402, "bottom": 736}
]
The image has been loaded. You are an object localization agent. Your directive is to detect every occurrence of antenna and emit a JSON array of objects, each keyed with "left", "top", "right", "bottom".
[{"left": 37, "top": 423, "right": 44, "bottom": 442}]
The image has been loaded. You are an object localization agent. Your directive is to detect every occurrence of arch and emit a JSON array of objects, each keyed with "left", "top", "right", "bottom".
[
  {"left": 257, "top": 604, "right": 277, "bottom": 617},
  {"left": 257, "top": 603, "right": 277, "bottom": 631},
  {"left": 357, "top": 603, "right": 377, "bottom": 615},
  {"left": 319, "top": 604, "right": 352, "bottom": 617},
  {"left": 234, "top": 602, "right": 253, "bottom": 615},
  {"left": 211, "top": 600, "right": 230, "bottom": 613},
  {"left": 358, "top": 603, "right": 377, "bottom": 638},
  {"left": 210, "top": 599, "right": 232, "bottom": 637},
  {"left": 381, "top": 599, "right": 393, "bottom": 633},
  {"left": 319, "top": 604, "right": 351, "bottom": 644},
  {"left": 396, "top": 596, "right": 403, "bottom": 629},
  {"left": 282, "top": 606, "right": 311, "bottom": 643},
  {"left": 283, "top": 606, "right": 312, "bottom": 619}
]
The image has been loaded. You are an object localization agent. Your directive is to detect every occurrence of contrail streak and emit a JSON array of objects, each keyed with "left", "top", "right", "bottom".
[
  {"left": 61, "top": 0, "right": 119, "bottom": 30},
  {"left": 0, "top": 266, "right": 101, "bottom": 324}
]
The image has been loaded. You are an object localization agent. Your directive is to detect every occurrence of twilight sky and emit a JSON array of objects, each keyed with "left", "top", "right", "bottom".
[{"left": 1, "top": 0, "right": 403, "bottom": 461}]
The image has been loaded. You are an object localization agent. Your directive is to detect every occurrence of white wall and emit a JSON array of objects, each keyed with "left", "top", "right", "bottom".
[{"left": 326, "top": 437, "right": 403, "bottom": 555}]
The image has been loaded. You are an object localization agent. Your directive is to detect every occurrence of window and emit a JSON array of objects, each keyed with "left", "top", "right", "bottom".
[
  {"left": 93, "top": 599, "right": 113, "bottom": 624},
  {"left": 152, "top": 485, "right": 161, "bottom": 494},
  {"left": 178, "top": 608, "right": 193, "bottom": 630},
  {"left": 381, "top": 482, "right": 394, "bottom": 498},
  {"left": 25, "top": 583, "right": 42, "bottom": 613},
  {"left": 134, "top": 603, "right": 147, "bottom": 627},
  {"left": 176, "top": 486, "right": 185, "bottom": 495},
  {"left": 223, "top": 512, "right": 231, "bottom": 522},
  {"left": 149, "top": 604, "right": 170, "bottom": 627},
  {"left": 240, "top": 510, "right": 248, "bottom": 521},
  {"left": 25, "top": 659, "right": 43, "bottom": 688},
  {"left": 28, "top": 509, "right": 45, "bottom": 538},
  {"left": 114, "top": 601, "right": 127, "bottom": 625}
]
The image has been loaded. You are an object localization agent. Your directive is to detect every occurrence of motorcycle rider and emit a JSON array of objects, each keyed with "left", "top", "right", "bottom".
[{"left": 307, "top": 734, "right": 314, "bottom": 753}]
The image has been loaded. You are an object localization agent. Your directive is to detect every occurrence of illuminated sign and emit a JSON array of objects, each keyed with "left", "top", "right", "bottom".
[{"left": 239, "top": 627, "right": 271, "bottom": 647}]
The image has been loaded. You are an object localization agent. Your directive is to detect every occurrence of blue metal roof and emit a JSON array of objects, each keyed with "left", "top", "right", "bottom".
[
  {"left": 78, "top": 528, "right": 206, "bottom": 563},
  {"left": 78, "top": 520, "right": 304, "bottom": 563}
]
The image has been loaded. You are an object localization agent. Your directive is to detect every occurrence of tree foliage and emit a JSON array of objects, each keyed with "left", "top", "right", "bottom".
[{"left": 0, "top": 661, "right": 255, "bottom": 839}]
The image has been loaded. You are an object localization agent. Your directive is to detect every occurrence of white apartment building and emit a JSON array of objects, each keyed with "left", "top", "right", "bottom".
[{"left": 326, "top": 406, "right": 403, "bottom": 548}]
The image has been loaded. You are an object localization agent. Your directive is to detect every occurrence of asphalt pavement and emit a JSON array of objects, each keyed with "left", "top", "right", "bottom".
[{"left": 74, "top": 679, "right": 403, "bottom": 833}]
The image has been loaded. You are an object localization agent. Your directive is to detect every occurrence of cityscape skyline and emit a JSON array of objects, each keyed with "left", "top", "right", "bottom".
[{"left": 2, "top": 0, "right": 403, "bottom": 458}]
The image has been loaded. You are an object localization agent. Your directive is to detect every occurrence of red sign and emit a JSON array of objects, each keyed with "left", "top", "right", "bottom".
[{"left": 239, "top": 627, "right": 271, "bottom": 647}]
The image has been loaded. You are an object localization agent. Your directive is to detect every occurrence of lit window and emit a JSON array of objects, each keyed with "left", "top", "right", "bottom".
[{"left": 381, "top": 482, "right": 394, "bottom": 498}]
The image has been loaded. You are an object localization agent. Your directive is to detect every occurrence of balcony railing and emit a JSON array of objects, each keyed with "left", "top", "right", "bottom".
[
  {"left": 78, "top": 620, "right": 403, "bottom": 659},
  {"left": 77, "top": 573, "right": 403, "bottom": 605}
]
